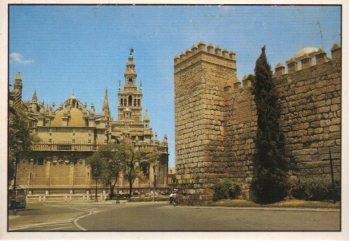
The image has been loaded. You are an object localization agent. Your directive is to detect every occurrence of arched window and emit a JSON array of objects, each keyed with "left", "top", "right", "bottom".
[
  {"left": 134, "top": 99, "right": 137, "bottom": 106},
  {"left": 138, "top": 99, "right": 140, "bottom": 106},
  {"left": 128, "top": 78, "right": 133, "bottom": 84},
  {"left": 120, "top": 99, "right": 123, "bottom": 106},
  {"left": 128, "top": 96, "right": 132, "bottom": 106}
]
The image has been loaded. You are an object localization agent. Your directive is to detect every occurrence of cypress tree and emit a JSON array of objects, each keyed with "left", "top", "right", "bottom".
[{"left": 251, "top": 46, "right": 289, "bottom": 203}]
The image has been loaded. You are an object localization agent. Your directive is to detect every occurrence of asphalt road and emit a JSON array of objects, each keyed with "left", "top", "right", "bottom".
[{"left": 9, "top": 202, "right": 340, "bottom": 231}]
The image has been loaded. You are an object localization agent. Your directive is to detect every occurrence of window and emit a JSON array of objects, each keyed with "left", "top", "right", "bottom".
[
  {"left": 128, "top": 78, "right": 133, "bottom": 84},
  {"left": 121, "top": 99, "right": 123, "bottom": 106},
  {"left": 128, "top": 96, "right": 132, "bottom": 106},
  {"left": 138, "top": 99, "right": 140, "bottom": 106},
  {"left": 140, "top": 162, "right": 149, "bottom": 177}
]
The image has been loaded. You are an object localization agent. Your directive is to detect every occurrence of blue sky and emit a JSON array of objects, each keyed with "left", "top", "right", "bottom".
[{"left": 9, "top": 5, "right": 341, "bottom": 167}]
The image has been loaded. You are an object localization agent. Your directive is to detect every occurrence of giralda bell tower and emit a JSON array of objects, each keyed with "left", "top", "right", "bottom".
[
  {"left": 117, "top": 49, "right": 143, "bottom": 123},
  {"left": 113, "top": 49, "right": 153, "bottom": 141}
]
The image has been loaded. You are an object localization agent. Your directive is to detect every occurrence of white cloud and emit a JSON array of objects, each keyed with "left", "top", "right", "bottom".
[{"left": 10, "top": 52, "right": 33, "bottom": 64}]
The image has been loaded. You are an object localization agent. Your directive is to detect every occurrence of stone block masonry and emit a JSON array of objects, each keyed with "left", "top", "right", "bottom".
[
  {"left": 174, "top": 43, "right": 238, "bottom": 202},
  {"left": 174, "top": 42, "right": 341, "bottom": 203}
]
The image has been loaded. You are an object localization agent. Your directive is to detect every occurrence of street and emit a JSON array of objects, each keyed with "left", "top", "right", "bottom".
[{"left": 9, "top": 202, "right": 340, "bottom": 231}]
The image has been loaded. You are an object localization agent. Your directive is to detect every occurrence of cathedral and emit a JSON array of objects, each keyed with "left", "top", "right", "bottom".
[{"left": 10, "top": 50, "right": 169, "bottom": 198}]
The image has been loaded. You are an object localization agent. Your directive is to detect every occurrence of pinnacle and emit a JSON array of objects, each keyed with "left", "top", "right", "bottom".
[{"left": 15, "top": 72, "right": 22, "bottom": 80}]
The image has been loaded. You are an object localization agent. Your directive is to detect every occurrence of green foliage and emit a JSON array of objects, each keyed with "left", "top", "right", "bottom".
[
  {"left": 251, "top": 46, "right": 289, "bottom": 204},
  {"left": 8, "top": 102, "right": 34, "bottom": 186},
  {"left": 251, "top": 168, "right": 289, "bottom": 203},
  {"left": 8, "top": 107, "right": 32, "bottom": 160},
  {"left": 117, "top": 141, "right": 161, "bottom": 196},
  {"left": 212, "top": 179, "right": 242, "bottom": 201},
  {"left": 86, "top": 141, "right": 161, "bottom": 198},
  {"left": 86, "top": 143, "right": 123, "bottom": 198},
  {"left": 291, "top": 177, "right": 341, "bottom": 201}
]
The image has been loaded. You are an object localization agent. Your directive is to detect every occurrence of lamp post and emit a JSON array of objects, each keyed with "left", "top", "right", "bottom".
[
  {"left": 328, "top": 147, "right": 336, "bottom": 204},
  {"left": 153, "top": 165, "right": 157, "bottom": 202}
]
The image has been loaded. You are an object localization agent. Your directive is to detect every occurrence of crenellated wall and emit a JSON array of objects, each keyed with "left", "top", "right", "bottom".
[
  {"left": 175, "top": 43, "right": 238, "bottom": 202},
  {"left": 175, "top": 43, "right": 341, "bottom": 202}
]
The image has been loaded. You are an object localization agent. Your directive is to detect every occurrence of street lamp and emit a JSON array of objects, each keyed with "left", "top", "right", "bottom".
[{"left": 153, "top": 165, "right": 157, "bottom": 202}]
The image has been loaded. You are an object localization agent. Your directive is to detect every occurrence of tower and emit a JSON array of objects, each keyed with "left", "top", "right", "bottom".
[
  {"left": 13, "top": 72, "right": 23, "bottom": 100},
  {"left": 103, "top": 88, "right": 111, "bottom": 120},
  {"left": 117, "top": 49, "right": 143, "bottom": 123},
  {"left": 31, "top": 90, "right": 38, "bottom": 113},
  {"left": 174, "top": 43, "right": 237, "bottom": 202},
  {"left": 103, "top": 88, "right": 111, "bottom": 142}
]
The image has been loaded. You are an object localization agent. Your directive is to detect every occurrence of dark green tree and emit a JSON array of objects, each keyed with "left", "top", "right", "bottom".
[
  {"left": 8, "top": 101, "right": 34, "bottom": 189},
  {"left": 251, "top": 46, "right": 289, "bottom": 203}
]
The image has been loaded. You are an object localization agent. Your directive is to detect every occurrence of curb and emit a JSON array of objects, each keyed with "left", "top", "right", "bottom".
[{"left": 179, "top": 205, "right": 340, "bottom": 212}]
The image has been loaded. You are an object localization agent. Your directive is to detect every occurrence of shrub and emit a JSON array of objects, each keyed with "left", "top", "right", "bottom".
[
  {"left": 291, "top": 177, "right": 341, "bottom": 201},
  {"left": 213, "top": 179, "right": 242, "bottom": 201}
]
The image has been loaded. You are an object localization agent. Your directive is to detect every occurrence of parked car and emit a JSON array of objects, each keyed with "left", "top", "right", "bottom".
[{"left": 8, "top": 188, "right": 27, "bottom": 209}]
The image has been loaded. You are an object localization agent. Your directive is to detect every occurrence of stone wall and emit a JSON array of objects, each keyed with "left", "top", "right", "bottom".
[
  {"left": 174, "top": 43, "right": 341, "bottom": 202},
  {"left": 174, "top": 43, "right": 238, "bottom": 202},
  {"left": 17, "top": 156, "right": 169, "bottom": 193}
]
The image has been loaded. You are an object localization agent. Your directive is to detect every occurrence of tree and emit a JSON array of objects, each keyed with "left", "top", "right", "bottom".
[
  {"left": 86, "top": 144, "right": 122, "bottom": 199},
  {"left": 116, "top": 141, "right": 161, "bottom": 198},
  {"left": 250, "top": 46, "right": 289, "bottom": 203},
  {"left": 8, "top": 102, "right": 33, "bottom": 189},
  {"left": 86, "top": 140, "right": 161, "bottom": 199}
]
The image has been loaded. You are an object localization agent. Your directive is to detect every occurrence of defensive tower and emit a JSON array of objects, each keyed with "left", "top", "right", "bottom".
[{"left": 174, "top": 42, "right": 238, "bottom": 202}]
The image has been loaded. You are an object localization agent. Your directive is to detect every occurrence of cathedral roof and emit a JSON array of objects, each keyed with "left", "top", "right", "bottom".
[
  {"left": 51, "top": 107, "right": 86, "bottom": 127},
  {"left": 50, "top": 96, "right": 90, "bottom": 127}
]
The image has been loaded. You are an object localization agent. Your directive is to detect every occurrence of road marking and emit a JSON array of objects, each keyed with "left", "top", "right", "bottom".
[
  {"left": 73, "top": 210, "right": 99, "bottom": 231},
  {"left": 10, "top": 205, "right": 96, "bottom": 231},
  {"left": 10, "top": 219, "right": 75, "bottom": 231},
  {"left": 72, "top": 206, "right": 121, "bottom": 231}
]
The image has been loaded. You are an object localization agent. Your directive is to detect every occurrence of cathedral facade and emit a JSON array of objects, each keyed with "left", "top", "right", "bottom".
[{"left": 11, "top": 50, "right": 169, "bottom": 198}]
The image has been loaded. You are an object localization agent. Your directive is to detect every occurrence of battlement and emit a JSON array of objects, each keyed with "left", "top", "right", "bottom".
[
  {"left": 175, "top": 41, "right": 341, "bottom": 203},
  {"left": 174, "top": 42, "right": 236, "bottom": 72},
  {"left": 274, "top": 43, "right": 341, "bottom": 76}
]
